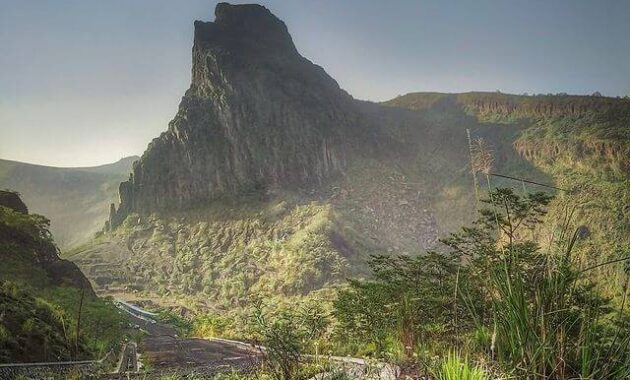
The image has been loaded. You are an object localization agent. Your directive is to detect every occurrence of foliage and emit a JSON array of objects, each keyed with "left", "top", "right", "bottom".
[
  {"left": 332, "top": 188, "right": 629, "bottom": 378},
  {"left": 444, "top": 188, "right": 630, "bottom": 379},
  {"left": 155, "top": 308, "right": 194, "bottom": 337},
  {"left": 0, "top": 281, "right": 127, "bottom": 363},
  {"left": 193, "top": 312, "right": 238, "bottom": 339},
  {"left": 0, "top": 281, "right": 74, "bottom": 362},
  {"left": 41, "top": 288, "right": 127, "bottom": 358},
  {"left": 248, "top": 299, "right": 331, "bottom": 380},
  {"left": 334, "top": 252, "right": 459, "bottom": 358},
  {"left": 431, "top": 352, "right": 488, "bottom": 380},
  {"left": 0, "top": 205, "right": 54, "bottom": 245},
  {"left": 0, "top": 202, "right": 127, "bottom": 363},
  {"left": 71, "top": 200, "right": 358, "bottom": 306}
]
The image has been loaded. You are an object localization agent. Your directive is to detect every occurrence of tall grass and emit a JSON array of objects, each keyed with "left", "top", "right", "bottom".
[
  {"left": 487, "top": 231, "right": 630, "bottom": 379},
  {"left": 431, "top": 352, "right": 488, "bottom": 380}
]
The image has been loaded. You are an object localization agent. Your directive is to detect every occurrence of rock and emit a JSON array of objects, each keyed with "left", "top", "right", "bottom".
[
  {"left": 0, "top": 190, "right": 28, "bottom": 214},
  {"left": 111, "top": 3, "right": 364, "bottom": 225},
  {"left": 0, "top": 191, "right": 95, "bottom": 296}
]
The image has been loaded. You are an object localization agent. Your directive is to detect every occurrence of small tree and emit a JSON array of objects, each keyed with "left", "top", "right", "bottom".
[
  {"left": 334, "top": 252, "right": 459, "bottom": 357},
  {"left": 249, "top": 300, "right": 330, "bottom": 380}
]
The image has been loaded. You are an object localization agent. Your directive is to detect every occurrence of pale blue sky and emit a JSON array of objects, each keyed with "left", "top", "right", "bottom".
[{"left": 1, "top": 0, "right": 629, "bottom": 167}]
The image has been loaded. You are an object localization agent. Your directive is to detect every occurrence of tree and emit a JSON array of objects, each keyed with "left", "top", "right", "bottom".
[
  {"left": 334, "top": 252, "right": 459, "bottom": 357},
  {"left": 249, "top": 300, "right": 330, "bottom": 380}
]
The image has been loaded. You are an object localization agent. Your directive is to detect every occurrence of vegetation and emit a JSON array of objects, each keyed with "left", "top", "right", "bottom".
[
  {"left": 68, "top": 198, "right": 367, "bottom": 306},
  {"left": 333, "top": 188, "right": 629, "bottom": 378},
  {"left": 0, "top": 202, "right": 127, "bottom": 363},
  {"left": 0, "top": 281, "right": 126, "bottom": 362},
  {"left": 60, "top": 92, "right": 630, "bottom": 378},
  {"left": 334, "top": 252, "right": 458, "bottom": 358},
  {"left": 150, "top": 188, "right": 628, "bottom": 379},
  {"left": 431, "top": 352, "right": 488, "bottom": 380},
  {"left": 249, "top": 299, "right": 331, "bottom": 380}
]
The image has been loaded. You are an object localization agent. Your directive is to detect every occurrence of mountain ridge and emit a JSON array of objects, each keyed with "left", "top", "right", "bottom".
[{"left": 109, "top": 3, "right": 366, "bottom": 225}]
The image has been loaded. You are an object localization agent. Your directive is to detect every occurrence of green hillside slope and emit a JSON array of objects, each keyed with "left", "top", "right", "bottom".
[
  {"left": 386, "top": 92, "right": 630, "bottom": 298},
  {"left": 0, "top": 191, "right": 125, "bottom": 363}
]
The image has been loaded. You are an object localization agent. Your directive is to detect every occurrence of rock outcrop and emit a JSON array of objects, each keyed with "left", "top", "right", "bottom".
[
  {"left": 110, "top": 3, "right": 362, "bottom": 224},
  {"left": 0, "top": 191, "right": 94, "bottom": 295},
  {"left": 0, "top": 190, "right": 28, "bottom": 214}
]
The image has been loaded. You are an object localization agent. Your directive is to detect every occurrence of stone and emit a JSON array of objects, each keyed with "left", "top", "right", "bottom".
[
  {"left": 111, "top": 3, "right": 364, "bottom": 225},
  {"left": 0, "top": 190, "right": 28, "bottom": 214}
]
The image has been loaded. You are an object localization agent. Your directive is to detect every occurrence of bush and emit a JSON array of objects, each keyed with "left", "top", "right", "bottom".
[
  {"left": 333, "top": 251, "right": 459, "bottom": 358},
  {"left": 248, "top": 300, "right": 330, "bottom": 380},
  {"left": 431, "top": 352, "right": 487, "bottom": 380}
]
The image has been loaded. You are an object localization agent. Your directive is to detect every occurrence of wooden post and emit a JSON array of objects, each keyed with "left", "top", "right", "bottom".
[{"left": 75, "top": 286, "right": 85, "bottom": 358}]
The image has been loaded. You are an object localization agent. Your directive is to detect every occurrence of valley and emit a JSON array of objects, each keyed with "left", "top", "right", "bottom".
[
  {"left": 0, "top": 157, "right": 137, "bottom": 248},
  {"left": 1, "top": 2, "right": 629, "bottom": 379}
]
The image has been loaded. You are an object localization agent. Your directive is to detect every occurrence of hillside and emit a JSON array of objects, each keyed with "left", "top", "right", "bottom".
[
  {"left": 69, "top": 4, "right": 629, "bottom": 313},
  {"left": 385, "top": 92, "right": 630, "bottom": 297},
  {"left": 0, "top": 191, "right": 125, "bottom": 363},
  {"left": 0, "top": 156, "right": 138, "bottom": 248}
]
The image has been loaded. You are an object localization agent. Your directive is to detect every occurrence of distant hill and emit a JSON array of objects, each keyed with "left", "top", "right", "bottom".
[{"left": 0, "top": 156, "right": 138, "bottom": 249}]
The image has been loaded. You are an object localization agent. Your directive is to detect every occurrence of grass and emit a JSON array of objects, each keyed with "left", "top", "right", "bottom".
[
  {"left": 0, "top": 203, "right": 127, "bottom": 363},
  {"left": 431, "top": 352, "right": 488, "bottom": 380},
  {"left": 71, "top": 197, "right": 366, "bottom": 306}
]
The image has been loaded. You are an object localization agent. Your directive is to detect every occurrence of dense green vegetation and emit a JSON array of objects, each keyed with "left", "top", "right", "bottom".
[
  {"left": 145, "top": 188, "right": 629, "bottom": 380},
  {"left": 0, "top": 199, "right": 127, "bottom": 363},
  {"left": 69, "top": 197, "right": 367, "bottom": 304},
  {"left": 338, "top": 188, "right": 628, "bottom": 378},
  {"left": 0, "top": 281, "right": 125, "bottom": 362},
  {"left": 210, "top": 189, "right": 629, "bottom": 379}
]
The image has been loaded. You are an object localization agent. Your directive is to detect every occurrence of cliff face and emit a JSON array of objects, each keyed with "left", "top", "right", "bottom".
[
  {"left": 111, "top": 3, "right": 360, "bottom": 224},
  {"left": 0, "top": 191, "right": 28, "bottom": 214}
]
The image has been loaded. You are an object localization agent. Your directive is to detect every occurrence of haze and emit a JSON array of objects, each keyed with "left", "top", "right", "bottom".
[{"left": 1, "top": 0, "right": 629, "bottom": 167}]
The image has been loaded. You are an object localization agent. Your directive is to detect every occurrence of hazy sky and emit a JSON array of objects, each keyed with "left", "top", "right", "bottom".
[{"left": 1, "top": 0, "right": 629, "bottom": 167}]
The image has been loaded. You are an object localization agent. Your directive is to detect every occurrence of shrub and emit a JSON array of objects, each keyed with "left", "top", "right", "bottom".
[
  {"left": 431, "top": 352, "right": 488, "bottom": 380},
  {"left": 248, "top": 300, "right": 330, "bottom": 380},
  {"left": 333, "top": 251, "right": 459, "bottom": 358}
]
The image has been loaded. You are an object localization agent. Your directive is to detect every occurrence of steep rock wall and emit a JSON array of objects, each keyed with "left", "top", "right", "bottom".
[{"left": 111, "top": 3, "right": 362, "bottom": 224}]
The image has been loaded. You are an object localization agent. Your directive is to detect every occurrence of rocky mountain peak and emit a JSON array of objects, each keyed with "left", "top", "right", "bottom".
[
  {"left": 109, "top": 3, "right": 361, "bottom": 225},
  {"left": 193, "top": 3, "right": 297, "bottom": 58}
]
